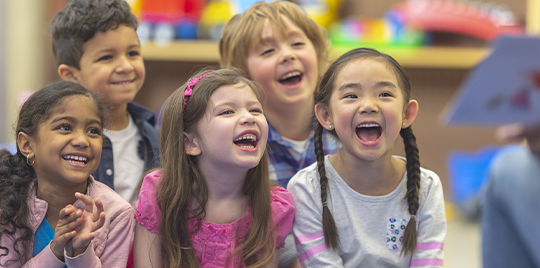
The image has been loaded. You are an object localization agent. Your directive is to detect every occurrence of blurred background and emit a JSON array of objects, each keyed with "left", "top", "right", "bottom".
[{"left": 1, "top": 1, "right": 538, "bottom": 267}]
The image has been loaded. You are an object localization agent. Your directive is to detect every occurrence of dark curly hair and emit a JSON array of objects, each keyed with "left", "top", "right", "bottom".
[
  {"left": 0, "top": 81, "right": 105, "bottom": 266},
  {"left": 48, "top": 0, "right": 138, "bottom": 69}
]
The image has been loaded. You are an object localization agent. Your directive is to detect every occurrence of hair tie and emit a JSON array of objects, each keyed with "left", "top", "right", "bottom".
[
  {"left": 183, "top": 71, "right": 214, "bottom": 111},
  {"left": 322, "top": 201, "right": 328, "bottom": 207}
]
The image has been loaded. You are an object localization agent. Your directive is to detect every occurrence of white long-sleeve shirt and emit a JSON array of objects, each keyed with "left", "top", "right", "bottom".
[{"left": 289, "top": 155, "right": 446, "bottom": 268}]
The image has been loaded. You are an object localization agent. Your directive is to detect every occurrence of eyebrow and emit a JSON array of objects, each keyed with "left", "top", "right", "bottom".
[
  {"left": 50, "top": 116, "right": 102, "bottom": 126},
  {"left": 286, "top": 30, "right": 305, "bottom": 39},
  {"left": 95, "top": 44, "right": 141, "bottom": 55},
  {"left": 338, "top": 81, "right": 397, "bottom": 91},
  {"left": 214, "top": 100, "right": 261, "bottom": 108}
]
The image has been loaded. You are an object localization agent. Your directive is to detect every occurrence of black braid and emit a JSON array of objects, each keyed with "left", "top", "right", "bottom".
[
  {"left": 314, "top": 122, "right": 340, "bottom": 250},
  {"left": 399, "top": 127, "right": 421, "bottom": 256}
]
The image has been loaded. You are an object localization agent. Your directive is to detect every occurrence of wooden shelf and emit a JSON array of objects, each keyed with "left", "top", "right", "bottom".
[{"left": 141, "top": 40, "right": 491, "bottom": 69}]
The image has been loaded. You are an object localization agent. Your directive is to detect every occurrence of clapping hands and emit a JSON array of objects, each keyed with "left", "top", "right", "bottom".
[{"left": 50, "top": 192, "right": 106, "bottom": 260}]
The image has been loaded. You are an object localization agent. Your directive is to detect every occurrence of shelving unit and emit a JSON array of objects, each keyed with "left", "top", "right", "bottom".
[
  {"left": 139, "top": 0, "right": 539, "bottom": 69},
  {"left": 141, "top": 41, "right": 490, "bottom": 69}
]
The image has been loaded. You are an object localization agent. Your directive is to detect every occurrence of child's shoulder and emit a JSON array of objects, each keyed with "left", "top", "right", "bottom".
[
  {"left": 127, "top": 102, "right": 157, "bottom": 127},
  {"left": 418, "top": 166, "right": 443, "bottom": 197},
  {"left": 270, "top": 186, "right": 294, "bottom": 207},
  {"left": 419, "top": 166, "right": 441, "bottom": 185}
]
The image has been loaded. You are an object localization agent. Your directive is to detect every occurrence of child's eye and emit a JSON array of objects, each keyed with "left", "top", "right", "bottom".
[
  {"left": 88, "top": 128, "right": 102, "bottom": 136},
  {"left": 344, "top": 94, "right": 358, "bottom": 99},
  {"left": 57, "top": 123, "right": 72, "bottom": 131},
  {"left": 250, "top": 108, "right": 263, "bottom": 114},
  {"left": 219, "top": 110, "right": 234, "bottom": 115},
  {"left": 261, "top": 49, "right": 274, "bottom": 56},
  {"left": 98, "top": 55, "right": 112, "bottom": 61},
  {"left": 127, "top": 51, "right": 140, "bottom": 57},
  {"left": 292, "top": 42, "right": 305, "bottom": 47},
  {"left": 379, "top": 92, "right": 393, "bottom": 97}
]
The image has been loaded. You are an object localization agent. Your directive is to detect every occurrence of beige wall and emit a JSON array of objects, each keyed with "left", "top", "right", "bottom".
[{"left": 2, "top": 0, "right": 48, "bottom": 143}]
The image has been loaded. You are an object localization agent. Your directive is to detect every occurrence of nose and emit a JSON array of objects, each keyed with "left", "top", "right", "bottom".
[
  {"left": 72, "top": 131, "right": 90, "bottom": 148},
  {"left": 280, "top": 46, "right": 297, "bottom": 63},
  {"left": 240, "top": 112, "right": 256, "bottom": 125},
  {"left": 115, "top": 56, "right": 134, "bottom": 73},
  {"left": 359, "top": 97, "right": 378, "bottom": 114}
]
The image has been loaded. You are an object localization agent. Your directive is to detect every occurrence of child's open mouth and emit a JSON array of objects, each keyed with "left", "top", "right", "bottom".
[
  {"left": 279, "top": 71, "right": 303, "bottom": 85},
  {"left": 233, "top": 133, "right": 258, "bottom": 150},
  {"left": 63, "top": 154, "right": 88, "bottom": 165},
  {"left": 356, "top": 123, "right": 382, "bottom": 144}
]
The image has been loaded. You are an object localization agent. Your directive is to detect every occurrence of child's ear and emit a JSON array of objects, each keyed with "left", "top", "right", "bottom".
[
  {"left": 184, "top": 132, "right": 201, "bottom": 156},
  {"left": 402, "top": 100, "right": 419, "bottom": 128},
  {"left": 315, "top": 103, "right": 333, "bottom": 131},
  {"left": 17, "top": 132, "right": 35, "bottom": 160},
  {"left": 58, "top": 64, "right": 80, "bottom": 83}
]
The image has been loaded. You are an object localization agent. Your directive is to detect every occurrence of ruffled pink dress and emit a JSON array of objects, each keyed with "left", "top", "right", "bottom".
[{"left": 135, "top": 170, "right": 295, "bottom": 267}]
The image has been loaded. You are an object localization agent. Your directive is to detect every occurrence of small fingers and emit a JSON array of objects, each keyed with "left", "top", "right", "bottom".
[
  {"left": 75, "top": 192, "right": 94, "bottom": 213},
  {"left": 57, "top": 209, "right": 82, "bottom": 229},
  {"left": 59, "top": 205, "right": 76, "bottom": 219},
  {"left": 54, "top": 230, "right": 77, "bottom": 248},
  {"left": 92, "top": 198, "right": 104, "bottom": 222},
  {"left": 92, "top": 212, "right": 106, "bottom": 232}
]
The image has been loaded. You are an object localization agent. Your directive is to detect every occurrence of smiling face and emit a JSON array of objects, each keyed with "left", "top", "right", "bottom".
[
  {"left": 70, "top": 24, "right": 145, "bottom": 107},
  {"left": 316, "top": 58, "right": 417, "bottom": 163},
  {"left": 246, "top": 16, "right": 318, "bottom": 112},
  {"left": 27, "top": 95, "right": 103, "bottom": 188},
  {"left": 186, "top": 82, "right": 269, "bottom": 173}
]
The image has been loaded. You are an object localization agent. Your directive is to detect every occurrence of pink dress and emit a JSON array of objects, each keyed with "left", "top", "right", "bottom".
[{"left": 135, "top": 170, "right": 295, "bottom": 267}]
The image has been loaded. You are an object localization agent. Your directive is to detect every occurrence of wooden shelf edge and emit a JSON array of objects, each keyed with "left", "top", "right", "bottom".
[{"left": 142, "top": 41, "right": 491, "bottom": 69}]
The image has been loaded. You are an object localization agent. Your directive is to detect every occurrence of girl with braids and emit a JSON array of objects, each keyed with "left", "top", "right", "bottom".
[
  {"left": 0, "top": 81, "right": 134, "bottom": 267},
  {"left": 132, "top": 68, "right": 295, "bottom": 268},
  {"left": 288, "top": 48, "right": 446, "bottom": 267}
]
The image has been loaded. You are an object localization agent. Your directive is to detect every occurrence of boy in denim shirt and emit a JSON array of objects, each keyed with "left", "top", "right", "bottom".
[{"left": 49, "top": 0, "right": 159, "bottom": 206}]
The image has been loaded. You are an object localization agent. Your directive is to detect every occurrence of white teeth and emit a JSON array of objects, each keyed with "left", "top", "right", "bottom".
[
  {"left": 234, "top": 134, "right": 257, "bottom": 142},
  {"left": 64, "top": 155, "right": 88, "bottom": 162},
  {"left": 238, "top": 145, "right": 255, "bottom": 149},
  {"left": 280, "top": 71, "right": 301, "bottom": 80},
  {"left": 357, "top": 123, "right": 381, "bottom": 128}
]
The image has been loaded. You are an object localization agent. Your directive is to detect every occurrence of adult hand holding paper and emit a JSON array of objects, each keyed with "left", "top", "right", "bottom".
[{"left": 443, "top": 35, "right": 540, "bottom": 126}]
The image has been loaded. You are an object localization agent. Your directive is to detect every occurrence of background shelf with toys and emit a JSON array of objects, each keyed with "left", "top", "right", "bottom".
[{"left": 136, "top": 0, "right": 532, "bottom": 68}]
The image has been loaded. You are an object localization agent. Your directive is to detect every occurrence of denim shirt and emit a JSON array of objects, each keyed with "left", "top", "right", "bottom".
[
  {"left": 92, "top": 102, "right": 160, "bottom": 190},
  {"left": 267, "top": 118, "right": 341, "bottom": 188}
]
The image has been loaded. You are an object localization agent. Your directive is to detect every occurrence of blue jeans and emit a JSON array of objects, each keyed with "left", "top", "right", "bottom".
[{"left": 481, "top": 147, "right": 540, "bottom": 268}]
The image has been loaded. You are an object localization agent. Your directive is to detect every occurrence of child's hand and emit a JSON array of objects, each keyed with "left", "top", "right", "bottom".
[
  {"left": 69, "top": 192, "right": 106, "bottom": 257},
  {"left": 50, "top": 205, "right": 83, "bottom": 261}
]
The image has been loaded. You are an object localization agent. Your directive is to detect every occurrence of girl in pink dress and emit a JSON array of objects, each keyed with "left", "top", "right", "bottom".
[{"left": 133, "top": 68, "right": 295, "bottom": 268}]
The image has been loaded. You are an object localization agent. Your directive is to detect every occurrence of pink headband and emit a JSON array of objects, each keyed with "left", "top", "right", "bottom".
[{"left": 183, "top": 71, "right": 214, "bottom": 111}]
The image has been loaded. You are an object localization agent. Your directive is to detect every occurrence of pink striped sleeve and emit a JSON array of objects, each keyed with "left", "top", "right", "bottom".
[{"left": 410, "top": 258, "right": 444, "bottom": 267}]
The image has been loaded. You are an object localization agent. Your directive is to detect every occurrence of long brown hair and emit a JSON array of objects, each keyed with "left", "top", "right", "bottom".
[
  {"left": 313, "top": 48, "right": 421, "bottom": 256},
  {"left": 157, "top": 68, "right": 276, "bottom": 267},
  {"left": 219, "top": 1, "right": 329, "bottom": 78}
]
